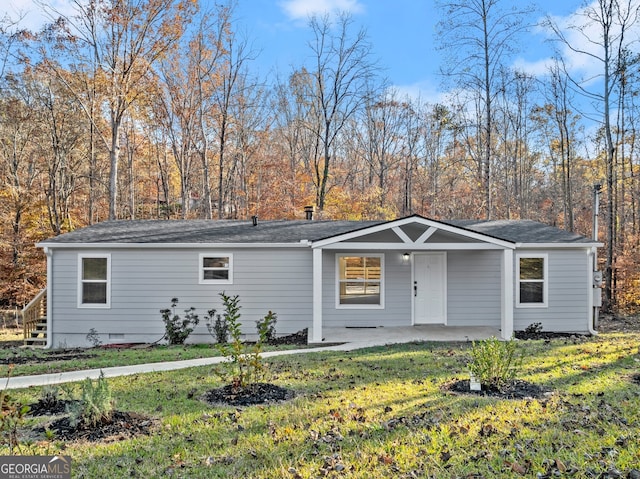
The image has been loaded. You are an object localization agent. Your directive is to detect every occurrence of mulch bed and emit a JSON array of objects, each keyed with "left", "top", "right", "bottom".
[
  {"left": 267, "top": 328, "right": 308, "bottom": 345},
  {"left": 514, "top": 331, "right": 588, "bottom": 341},
  {"left": 38, "top": 411, "right": 157, "bottom": 442},
  {"left": 201, "top": 382, "right": 295, "bottom": 407},
  {"left": 28, "top": 398, "right": 79, "bottom": 416},
  {"left": 444, "top": 378, "right": 552, "bottom": 400}
]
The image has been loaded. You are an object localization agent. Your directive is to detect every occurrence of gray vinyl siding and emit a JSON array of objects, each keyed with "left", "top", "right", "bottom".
[
  {"left": 514, "top": 249, "right": 590, "bottom": 332},
  {"left": 321, "top": 250, "right": 412, "bottom": 327},
  {"left": 49, "top": 247, "right": 312, "bottom": 348},
  {"left": 447, "top": 251, "right": 502, "bottom": 328}
]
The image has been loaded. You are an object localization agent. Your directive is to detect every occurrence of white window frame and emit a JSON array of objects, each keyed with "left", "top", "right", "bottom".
[
  {"left": 78, "top": 254, "right": 111, "bottom": 308},
  {"left": 199, "top": 253, "right": 233, "bottom": 284},
  {"left": 335, "top": 253, "right": 384, "bottom": 309},
  {"left": 516, "top": 253, "right": 548, "bottom": 308}
]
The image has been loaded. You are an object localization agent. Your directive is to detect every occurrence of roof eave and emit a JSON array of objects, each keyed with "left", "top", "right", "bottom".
[
  {"left": 515, "top": 242, "right": 604, "bottom": 249},
  {"left": 36, "top": 241, "right": 312, "bottom": 249},
  {"left": 312, "top": 215, "right": 515, "bottom": 249}
]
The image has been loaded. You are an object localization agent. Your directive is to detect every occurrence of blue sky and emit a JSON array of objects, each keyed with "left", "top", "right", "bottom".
[
  {"left": 232, "top": 0, "right": 592, "bottom": 102},
  {"left": 7, "top": 0, "right": 608, "bottom": 104}
]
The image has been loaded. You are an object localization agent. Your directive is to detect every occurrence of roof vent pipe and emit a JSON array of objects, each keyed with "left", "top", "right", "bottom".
[
  {"left": 251, "top": 215, "right": 258, "bottom": 226},
  {"left": 304, "top": 205, "right": 314, "bottom": 220}
]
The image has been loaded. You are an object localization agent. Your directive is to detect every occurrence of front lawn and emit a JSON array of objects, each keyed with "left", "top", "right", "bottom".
[
  {"left": 0, "top": 339, "right": 311, "bottom": 378},
  {"left": 5, "top": 333, "right": 640, "bottom": 478}
]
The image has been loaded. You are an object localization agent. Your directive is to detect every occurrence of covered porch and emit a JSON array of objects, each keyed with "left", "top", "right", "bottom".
[{"left": 309, "top": 216, "right": 516, "bottom": 344}]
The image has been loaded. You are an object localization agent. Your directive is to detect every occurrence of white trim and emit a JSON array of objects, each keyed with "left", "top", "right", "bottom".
[
  {"left": 45, "top": 248, "right": 53, "bottom": 349},
  {"left": 77, "top": 254, "right": 111, "bottom": 309},
  {"left": 312, "top": 249, "right": 323, "bottom": 343},
  {"left": 320, "top": 242, "right": 507, "bottom": 250},
  {"left": 392, "top": 226, "right": 413, "bottom": 244},
  {"left": 335, "top": 253, "right": 385, "bottom": 310},
  {"left": 312, "top": 216, "right": 515, "bottom": 249},
  {"left": 38, "top": 242, "right": 310, "bottom": 249},
  {"left": 199, "top": 253, "right": 233, "bottom": 284},
  {"left": 501, "top": 249, "right": 514, "bottom": 339},
  {"left": 416, "top": 226, "right": 438, "bottom": 243},
  {"left": 516, "top": 242, "right": 602, "bottom": 249},
  {"left": 587, "top": 248, "right": 597, "bottom": 335},
  {"left": 515, "top": 253, "right": 548, "bottom": 308}
]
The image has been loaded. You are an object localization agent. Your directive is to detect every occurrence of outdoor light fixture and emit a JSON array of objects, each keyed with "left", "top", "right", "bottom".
[{"left": 402, "top": 252, "right": 410, "bottom": 264}]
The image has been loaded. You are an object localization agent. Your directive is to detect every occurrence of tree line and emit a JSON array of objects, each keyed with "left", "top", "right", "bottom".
[{"left": 1, "top": 0, "right": 639, "bottom": 313}]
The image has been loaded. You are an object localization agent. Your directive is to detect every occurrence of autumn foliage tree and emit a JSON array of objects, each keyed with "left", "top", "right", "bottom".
[{"left": 1, "top": 2, "right": 640, "bottom": 312}]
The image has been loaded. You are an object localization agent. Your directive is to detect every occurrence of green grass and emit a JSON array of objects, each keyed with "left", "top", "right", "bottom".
[
  {"left": 0, "top": 341, "right": 311, "bottom": 377},
  {"left": 4, "top": 333, "right": 640, "bottom": 478}
]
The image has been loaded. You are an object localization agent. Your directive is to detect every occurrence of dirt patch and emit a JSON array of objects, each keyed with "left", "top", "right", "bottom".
[
  {"left": 597, "top": 314, "right": 640, "bottom": 333},
  {"left": 515, "top": 314, "right": 640, "bottom": 340},
  {"left": 201, "top": 383, "right": 295, "bottom": 407},
  {"left": 0, "top": 349, "right": 96, "bottom": 365},
  {"left": 444, "top": 379, "right": 552, "bottom": 400},
  {"left": 38, "top": 411, "right": 157, "bottom": 442}
]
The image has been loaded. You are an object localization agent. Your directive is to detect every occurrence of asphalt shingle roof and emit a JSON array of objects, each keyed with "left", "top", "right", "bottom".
[
  {"left": 38, "top": 215, "right": 597, "bottom": 246},
  {"left": 39, "top": 219, "right": 385, "bottom": 245},
  {"left": 443, "top": 219, "right": 596, "bottom": 244}
]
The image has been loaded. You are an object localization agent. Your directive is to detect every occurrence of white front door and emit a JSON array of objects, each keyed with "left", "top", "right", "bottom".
[{"left": 413, "top": 253, "right": 447, "bottom": 324}]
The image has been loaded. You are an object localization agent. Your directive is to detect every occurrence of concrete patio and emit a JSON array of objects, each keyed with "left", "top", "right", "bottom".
[{"left": 316, "top": 325, "right": 501, "bottom": 346}]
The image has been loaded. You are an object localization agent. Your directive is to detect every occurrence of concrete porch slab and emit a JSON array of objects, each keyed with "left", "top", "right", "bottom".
[{"left": 314, "top": 325, "right": 501, "bottom": 347}]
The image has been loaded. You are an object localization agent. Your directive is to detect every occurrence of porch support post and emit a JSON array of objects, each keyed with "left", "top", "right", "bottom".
[
  {"left": 501, "top": 248, "right": 514, "bottom": 339},
  {"left": 311, "top": 248, "right": 323, "bottom": 343}
]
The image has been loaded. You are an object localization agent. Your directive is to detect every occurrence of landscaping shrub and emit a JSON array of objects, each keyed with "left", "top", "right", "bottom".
[
  {"left": 256, "top": 310, "right": 277, "bottom": 343},
  {"left": 469, "top": 336, "right": 522, "bottom": 390},
  {"left": 66, "top": 371, "right": 113, "bottom": 427},
  {"left": 525, "top": 322, "right": 543, "bottom": 334},
  {"left": 214, "top": 292, "right": 274, "bottom": 391},
  {"left": 160, "top": 298, "right": 200, "bottom": 345},
  {"left": 205, "top": 308, "right": 229, "bottom": 344}
]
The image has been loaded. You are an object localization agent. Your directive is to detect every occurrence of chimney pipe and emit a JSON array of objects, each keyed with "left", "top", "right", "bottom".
[
  {"left": 251, "top": 215, "right": 258, "bottom": 226},
  {"left": 304, "top": 205, "right": 314, "bottom": 220}
]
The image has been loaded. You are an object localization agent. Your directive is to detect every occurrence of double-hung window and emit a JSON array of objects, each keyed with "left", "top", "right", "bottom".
[
  {"left": 516, "top": 254, "right": 548, "bottom": 307},
  {"left": 78, "top": 254, "right": 110, "bottom": 308},
  {"left": 200, "top": 254, "right": 233, "bottom": 284},
  {"left": 337, "top": 254, "right": 383, "bottom": 308}
]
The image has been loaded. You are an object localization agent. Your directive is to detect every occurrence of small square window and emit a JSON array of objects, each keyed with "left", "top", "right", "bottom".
[{"left": 200, "top": 254, "right": 233, "bottom": 284}]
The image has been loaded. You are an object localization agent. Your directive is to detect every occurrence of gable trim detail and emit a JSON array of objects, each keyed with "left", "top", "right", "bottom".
[{"left": 312, "top": 216, "right": 515, "bottom": 249}]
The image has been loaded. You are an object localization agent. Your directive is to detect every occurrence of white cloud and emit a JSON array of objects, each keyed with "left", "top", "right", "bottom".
[
  {"left": 279, "top": 0, "right": 365, "bottom": 21},
  {"left": 512, "top": 57, "right": 555, "bottom": 77},
  {"left": 392, "top": 79, "right": 448, "bottom": 106},
  {"left": 534, "top": 0, "right": 640, "bottom": 86},
  {"left": 6, "top": 0, "right": 77, "bottom": 32}
]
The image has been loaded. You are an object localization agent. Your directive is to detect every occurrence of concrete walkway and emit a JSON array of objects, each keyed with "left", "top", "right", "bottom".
[{"left": 2, "top": 325, "right": 499, "bottom": 390}]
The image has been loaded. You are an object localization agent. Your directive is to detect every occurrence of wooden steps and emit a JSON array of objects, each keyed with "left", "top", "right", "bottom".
[{"left": 24, "top": 320, "right": 47, "bottom": 346}]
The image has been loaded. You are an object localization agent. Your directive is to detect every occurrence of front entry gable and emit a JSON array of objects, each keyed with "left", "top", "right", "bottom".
[{"left": 312, "top": 215, "right": 515, "bottom": 250}]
